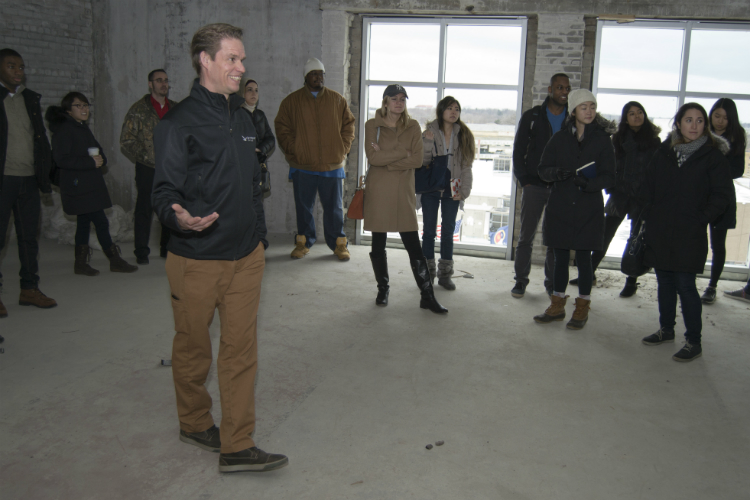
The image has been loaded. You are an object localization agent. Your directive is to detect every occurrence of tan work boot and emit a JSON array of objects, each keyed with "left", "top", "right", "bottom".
[
  {"left": 291, "top": 235, "right": 309, "bottom": 259},
  {"left": 0, "top": 296, "right": 7, "bottom": 318},
  {"left": 333, "top": 237, "right": 350, "bottom": 261},
  {"left": 19, "top": 288, "right": 58, "bottom": 309},
  {"left": 533, "top": 294, "right": 568, "bottom": 323},
  {"left": 566, "top": 298, "right": 591, "bottom": 330}
]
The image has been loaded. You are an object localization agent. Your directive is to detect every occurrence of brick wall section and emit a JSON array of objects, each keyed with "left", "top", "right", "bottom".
[
  {"left": 0, "top": 0, "right": 94, "bottom": 123},
  {"left": 342, "top": 14, "right": 363, "bottom": 241}
]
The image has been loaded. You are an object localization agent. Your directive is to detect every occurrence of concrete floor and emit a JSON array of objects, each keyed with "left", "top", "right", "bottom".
[{"left": 1, "top": 235, "right": 749, "bottom": 500}]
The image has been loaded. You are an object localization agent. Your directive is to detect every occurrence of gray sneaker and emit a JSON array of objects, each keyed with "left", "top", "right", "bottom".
[
  {"left": 642, "top": 328, "right": 675, "bottom": 346},
  {"left": 672, "top": 341, "right": 702, "bottom": 362},
  {"left": 180, "top": 425, "right": 221, "bottom": 452},
  {"left": 724, "top": 287, "right": 750, "bottom": 304},
  {"left": 219, "top": 447, "right": 289, "bottom": 472}
]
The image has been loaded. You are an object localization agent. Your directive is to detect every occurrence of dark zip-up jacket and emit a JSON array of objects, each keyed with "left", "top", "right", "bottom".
[
  {"left": 642, "top": 134, "right": 733, "bottom": 274},
  {"left": 241, "top": 104, "right": 275, "bottom": 164},
  {"left": 0, "top": 86, "right": 52, "bottom": 192},
  {"left": 512, "top": 97, "right": 568, "bottom": 187},
  {"left": 152, "top": 79, "right": 267, "bottom": 261}
]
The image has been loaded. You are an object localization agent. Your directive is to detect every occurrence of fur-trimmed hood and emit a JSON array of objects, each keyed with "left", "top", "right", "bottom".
[
  {"left": 667, "top": 131, "right": 731, "bottom": 155},
  {"left": 563, "top": 112, "right": 618, "bottom": 136}
]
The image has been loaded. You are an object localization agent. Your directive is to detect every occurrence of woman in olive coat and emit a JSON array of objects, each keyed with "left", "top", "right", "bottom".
[
  {"left": 534, "top": 89, "right": 616, "bottom": 330},
  {"left": 363, "top": 84, "right": 446, "bottom": 314},
  {"left": 46, "top": 92, "right": 137, "bottom": 276},
  {"left": 640, "top": 103, "right": 733, "bottom": 362}
]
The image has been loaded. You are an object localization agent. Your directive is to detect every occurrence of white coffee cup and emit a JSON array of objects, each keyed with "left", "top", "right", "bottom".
[{"left": 88, "top": 147, "right": 99, "bottom": 156}]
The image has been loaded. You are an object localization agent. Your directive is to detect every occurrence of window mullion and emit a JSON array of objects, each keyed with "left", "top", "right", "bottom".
[
  {"left": 678, "top": 22, "right": 692, "bottom": 108},
  {"left": 437, "top": 19, "right": 447, "bottom": 103}
]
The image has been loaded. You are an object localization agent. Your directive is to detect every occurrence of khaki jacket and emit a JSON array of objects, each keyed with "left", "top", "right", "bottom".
[
  {"left": 363, "top": 111, "right": 423, "bottom": 233},
  {"left": 120, "top": 94, "right": 177, "bottom": 168},
  {"left": 274, "top": 86, "right": 355, "bottom": 171}
]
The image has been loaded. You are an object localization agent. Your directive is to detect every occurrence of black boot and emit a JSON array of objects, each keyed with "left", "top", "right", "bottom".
[
  {"left": 619, "top": 276, "right": 639, "bottom": 297},
  {"left": 410, "top": 258, "right": 448, "bottom": 314},
  {"left": 74, "top": 244, "right": 99, "bottom": 276},
  {"left": 104, "top": 245, "right": 139, "bottom": 273},
  {"left": 369, "top": 251, "right": 389, "bottom": 306}
]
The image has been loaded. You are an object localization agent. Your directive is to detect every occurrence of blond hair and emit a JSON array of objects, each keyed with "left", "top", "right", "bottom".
[
  {"left": 380, "top": 96, "right": 411, "bottom": 128},
  {"left": 190, "top": 23, "right": 243, "bottom": 75}
]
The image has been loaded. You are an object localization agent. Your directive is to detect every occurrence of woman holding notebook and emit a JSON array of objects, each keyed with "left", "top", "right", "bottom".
[
  {"left": 363, "top": 84, "right": 447, "bottom": 314},
  {"left": 533, "top": 89, "right": 616, "bottom": 330}
]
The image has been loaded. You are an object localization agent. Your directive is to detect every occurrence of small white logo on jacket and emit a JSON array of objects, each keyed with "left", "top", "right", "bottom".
[{"left": 242, "top": 135, "right": 256, "bottom": 142}]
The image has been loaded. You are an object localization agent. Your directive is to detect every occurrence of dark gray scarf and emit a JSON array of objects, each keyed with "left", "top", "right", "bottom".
[{"left": 673, "top": 135, "right": 707, "bottom": 167}]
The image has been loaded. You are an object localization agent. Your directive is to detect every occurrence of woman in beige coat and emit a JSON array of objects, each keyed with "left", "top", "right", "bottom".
[{"left": 364, "top": 85, "right": 447, "bottom": 314}]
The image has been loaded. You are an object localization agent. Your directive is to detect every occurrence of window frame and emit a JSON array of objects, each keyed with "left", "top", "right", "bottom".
[{"left": 356, "top": 15, "right": 528, "bottom": 260}]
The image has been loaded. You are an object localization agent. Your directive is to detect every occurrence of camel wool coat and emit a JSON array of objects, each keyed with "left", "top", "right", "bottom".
[{"left": 363, "top": 110, "right": 423, "bottom": 232}]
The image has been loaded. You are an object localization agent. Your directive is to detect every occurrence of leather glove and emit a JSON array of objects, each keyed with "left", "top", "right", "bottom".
[
  {"left": 574, "top": 175, "right": 588, "bottom": 189},
  {"left": 556, "top": 168, "right": 573, "bottom": 181}
]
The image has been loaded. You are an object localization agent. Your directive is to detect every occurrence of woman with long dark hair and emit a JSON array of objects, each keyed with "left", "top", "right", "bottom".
[
  {"left": 571, "top": 101, "right": 661, "bottom": 297},
  {"left": 420, "top": 96, "right": 475, "bottom": 290},
  {"left": 363, "top": 84, "right": 447, "bottom": 313},
  {"left": 640, "top": 103, "right": 733, "bottom": 362},
  {"left": 46, "top": 92, "right": 138, "bottom": 275},
  {"left": 240, "top": 79, "right": 275, "bottom": 191},
  {"left": 534, "top": 89, "right": 616, "bottom": 330},
  {"left": 701, "top": 98, "right": 747, "bottom": 304}
]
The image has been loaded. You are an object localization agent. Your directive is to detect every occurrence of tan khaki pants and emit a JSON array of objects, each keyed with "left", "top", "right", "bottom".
[{"left": 165, "top": 243, "right": 265, "bottom": 453}]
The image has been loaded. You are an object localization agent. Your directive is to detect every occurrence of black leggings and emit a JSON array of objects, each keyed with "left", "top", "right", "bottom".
[
  {"left": 75, "top": 210, "right": 113, "bottom": 249},
  {"left": 708, "top": 226, "right": 728, "bottom": 288},
  {"left": 554, "top": 248, "right": 593, "bottom": 296},
  {"left": 371, "top": 231, "right": 424, "bottom": 261}
]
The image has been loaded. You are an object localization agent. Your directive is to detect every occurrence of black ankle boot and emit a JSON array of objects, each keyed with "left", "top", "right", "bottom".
[
  {"left": 619, "top": 276, "right": 639, "bottom": 297},
  {"left": 410, "top": 258, "right": 448, "bottom": 314},
  {"left": 369, "top": 251, "right": 389, "bottom": 306}
]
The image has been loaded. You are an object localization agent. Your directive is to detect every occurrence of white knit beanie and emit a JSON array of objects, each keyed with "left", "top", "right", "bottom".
[
  {"left": 304, "top": 57, "right": 325, "bottom": 77},
  {"left": 567, "top": 89, "right": 597, "bottom": 113}
]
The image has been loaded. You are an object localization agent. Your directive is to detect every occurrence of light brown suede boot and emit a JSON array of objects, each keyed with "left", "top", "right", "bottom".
[
  {"left": 533, "top": 294, "right": 568, "bottom": 323},
  {"left": 291, "top": 235, "right": 309, "bottom": 259},
  {"left": 333, "top": 237, "right": 350, "bottom": 261},
  {"left": 566, "top": 298, "right": 591, "bottom": 330}
]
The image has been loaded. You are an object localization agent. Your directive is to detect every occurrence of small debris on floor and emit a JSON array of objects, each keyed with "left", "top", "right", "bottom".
[
  {"left": 435, "top": 440, "right": 444, "bottom": 446},
  {"left": 161, "top": 359, "right": 172, "bottom": 366},
  {"left": 425, "top": 444, "right": 433, "bottom": 450}
]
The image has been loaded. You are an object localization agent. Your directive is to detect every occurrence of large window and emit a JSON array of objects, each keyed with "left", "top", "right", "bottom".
[
  {"left": 357, "top": 17, "right": 528, "bottom": 257},
  {"left": 593, "top": 20, "right": 750, "bottom": 275}
]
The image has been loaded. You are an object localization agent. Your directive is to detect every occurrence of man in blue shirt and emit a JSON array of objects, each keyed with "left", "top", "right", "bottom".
[{"left": 511, "top": 73, "right": 570, "bottom": 298}]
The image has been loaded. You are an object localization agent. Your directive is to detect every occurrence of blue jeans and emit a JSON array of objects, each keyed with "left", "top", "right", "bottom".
[
  {"left": 291, "top": 172, "right": 345, "bottom": 251},
  {"left": 420, "top": 190, "right": 460, "bottom": 260},
  {"left": 655, "top": 269, "right": 702, "bottom": 344},
  {"left": 0, "top": 175, "right": 41, "bottom": 291}
]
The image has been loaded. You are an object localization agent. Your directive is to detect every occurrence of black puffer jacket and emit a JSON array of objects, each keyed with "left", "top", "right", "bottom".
[
  {"left": 538, "top": 114, "right": 617, "bottom": 250},
  {"left": 512, "top": 97, "right": 568, "bottom": 187},
  {"left": 153, "top": 79, "right": 267, "bottom": 261},
  {"left": 46, "top": 108, "right": 112, "bottom": 215},
  {"left": 642, "top": 134, "right": 733, "bottom": 274},
  {"left": 0, "top": 86, "right": 52, "bottom": 192},
  {"left": 711, "top": 135, "right": 745, "bottom": 230},
  {"left": 605, "top": 127, "right": 661, "bottom": 219},
  {"left": 241, "top": 104, "right": 275, "bottom": 164}
]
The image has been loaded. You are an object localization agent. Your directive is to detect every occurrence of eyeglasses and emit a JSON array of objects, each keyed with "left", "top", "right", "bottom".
[
  {"left": 152, "top": 78, "right": 169, "bottom": 84},
  {"left": 72, "top": 103, "right": 90, "bottom": 109}
]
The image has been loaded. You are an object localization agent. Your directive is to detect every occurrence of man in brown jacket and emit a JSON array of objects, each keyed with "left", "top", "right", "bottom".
[
  {"left": 120, "top": 69, "right": 177, "bottom": 264},
  {"left": 274, "top": 57, "right": 355, "bottom": 260}
]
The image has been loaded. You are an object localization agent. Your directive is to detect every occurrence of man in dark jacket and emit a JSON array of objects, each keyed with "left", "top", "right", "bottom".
[
  {"left": 511, "top": 73, "right": 570, "bottom": 298},
  {"left": 152, "top": 23, "right": 287, "bottom": 473},
  {"left": 0, "top": 48, "right": 57, "bottom": 318},
  {"left": 120, "top": 69, "right": 178, "bottom": 264}
]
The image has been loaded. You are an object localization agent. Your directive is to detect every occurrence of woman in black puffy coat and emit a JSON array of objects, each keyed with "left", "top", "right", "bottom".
[
  {"left": 241, "top": 79, "right": 275, "bottom": 197},
  {"left": 700, "top": 98, "right": 747, "bottom": 304},
  {"left": 585, "top": 101, "right": 661, "bottom": 297},
  {"left": 534, "top": 89, "right": 616, "bottom": 330},
  {"left": 46, "top": 92, "right": 137, "bottom": 276},
  {"left": 640, "top": 103, "right": 733, "bottom": 362}
]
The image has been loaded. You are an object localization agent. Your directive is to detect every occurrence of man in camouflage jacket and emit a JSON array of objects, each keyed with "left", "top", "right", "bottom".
[{"left": 120, "top": 69, "right": 177, "bottom": 264}]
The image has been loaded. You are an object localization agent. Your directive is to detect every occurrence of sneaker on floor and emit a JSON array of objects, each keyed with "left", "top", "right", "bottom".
[
  {"left": 219, "top": 447, "right": 289, "bottom": 472},
  {"left": 700, "top": 286, "right": 716, "bottom": 305},
  {"left": 672, "top": 341, "right": 702, "bottom": 362},
  {"left": 642, "top": 328, "right": 675, "bottom": 346},
  {"left": 18, "top": 288, "right": 57, "bottom": 309},
  {"left": 724, "top": 287, "right": 750, "bottom": 304},
  {"left": 179, "top": 425, "right": 221, "bottom": 452},
  {"left": 511, "top": 281, "right": 526, "bottom": 298},
  {"left": 136, "top": 256, "right": 149, "bottom": 265}
]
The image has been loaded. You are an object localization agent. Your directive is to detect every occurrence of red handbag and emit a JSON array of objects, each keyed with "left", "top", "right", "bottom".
[{"left": 347, "top": 175, "right": 366, "bottom": 220}]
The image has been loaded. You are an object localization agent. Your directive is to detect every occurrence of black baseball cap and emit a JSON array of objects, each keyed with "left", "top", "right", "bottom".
[{"left": 383, "top": 84, "right": 408, "bottom": 98}]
